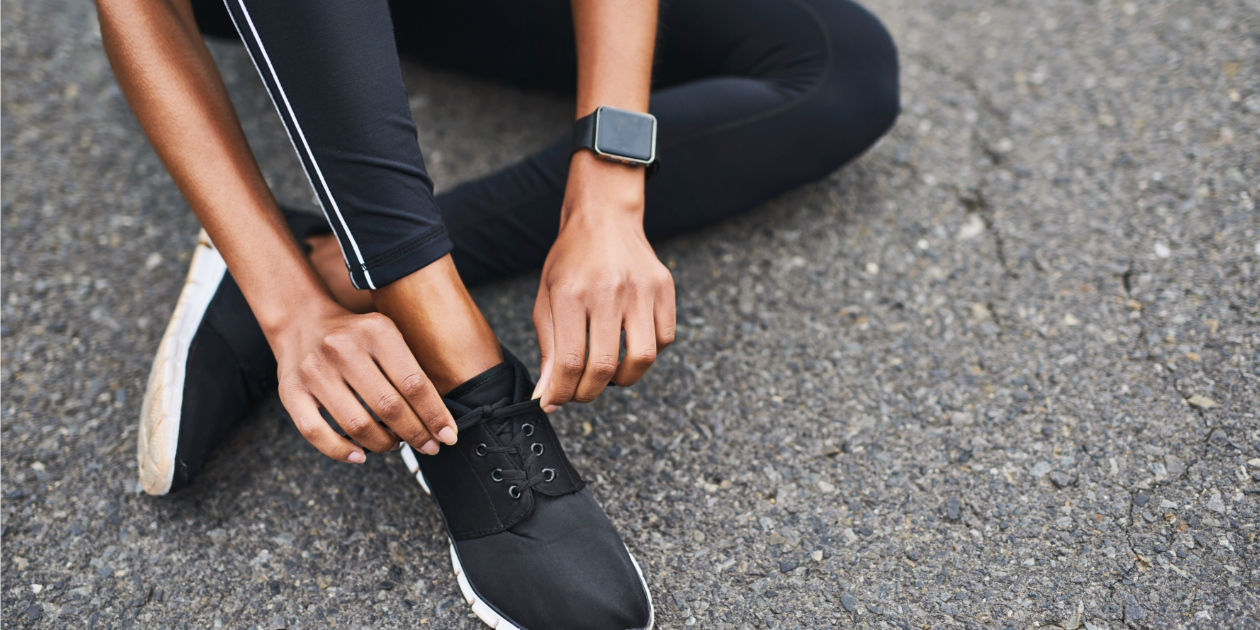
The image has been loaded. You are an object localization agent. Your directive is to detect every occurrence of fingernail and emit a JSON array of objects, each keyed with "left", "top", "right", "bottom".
[
  {"left": 420, "top": 440, "right": 439, "bottom": 456},
  {"left": 347, "top": 451, "right": 365, "bottom": 464},
  {"left": 438, "top": 426, "right": 457, "bottom": 445},
  {"left": 544, "top": 404, "right": 559, "bottom": 414},
  {"left": 390, "top": 442, "right": 404, "bottom": 452}
]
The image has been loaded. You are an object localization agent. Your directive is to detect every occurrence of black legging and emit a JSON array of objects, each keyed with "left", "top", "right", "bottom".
[{"left": 195, "top": 0, "right": 899, "bottom": 288}]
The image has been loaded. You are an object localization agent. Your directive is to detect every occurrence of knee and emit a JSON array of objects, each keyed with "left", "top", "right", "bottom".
[
  {"left": 856, "top": 11, "right": 901, "bottom": 138},
  {"left": 804, "top": 1, "right": 900, "bottom": 163}
]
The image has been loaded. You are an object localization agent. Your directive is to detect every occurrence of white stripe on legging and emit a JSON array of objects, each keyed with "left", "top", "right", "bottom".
[{"left": 228, "top": 0, "right": 377, "bottom": 289}]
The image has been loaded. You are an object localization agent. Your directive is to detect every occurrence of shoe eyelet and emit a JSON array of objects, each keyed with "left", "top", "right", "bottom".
[
  {"left": 542, "top": 468, "right": 556, "bottom": 482},
  {"left": 490, "top": 469, "right": 503, "bottom": 483},
  {"left": 508, "top": 485, "right": 521, "bottom": 499},
  {"left": 475, "top": 443, "right": 488, "bottom": 457},
  {"left": 531, "top": 443, "right": 544, "bottom": 456},
  {"left": 522, "top": 423, "right": 535, "bottom": 436}
]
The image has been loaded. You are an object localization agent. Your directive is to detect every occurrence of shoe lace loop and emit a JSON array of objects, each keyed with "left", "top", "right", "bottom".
[{"left": 453, "top": 398, "right": 553, "bottom": 499}]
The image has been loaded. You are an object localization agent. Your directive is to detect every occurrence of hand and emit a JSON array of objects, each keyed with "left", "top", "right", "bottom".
[
  {"left": 271, "top": 302, "right": 457, "bottom": 463},
  {"left": 532, "top": 152, "right": 676, "bottom": 411}
]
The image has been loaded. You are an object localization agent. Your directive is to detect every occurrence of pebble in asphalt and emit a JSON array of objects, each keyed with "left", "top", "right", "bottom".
[{"left": 2, "top": 0, "right": 1258, "bottom": 627}]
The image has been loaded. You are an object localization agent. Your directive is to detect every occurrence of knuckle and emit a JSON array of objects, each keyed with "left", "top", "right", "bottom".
[
  {"left": 341, "top": 414, "right": 371, "bottom": 435},
  {"left": 297, "top": 357, "right": 323, "bottom": 380},
  {"left": 293, "top": 421, "right": 317, "bottom": 441},
  {"left": 589, "top": 357, "right": 619, "bottom": 379},
  {"left": 321, "top": 330, "right": 353, "bottom": 354},
  {"left": 629, "top": 272, "right": 654, "bottom": 290},
  {"left": 398, "top": 423, "right": 429, "bottom": 444},
  {"left": 373, "top": 392, "right": 405, "bottom": 419},
  {"left": 553, "top": 284, "right": 584, "bottom": 302},
  {"left": 361, "top": 312, "right": 393, "bottom": 333},
  {"left": 574, "top": 390, "right": 599, "bottom": 403},
  {"left": 627, "top": 348, "right": 656, "bottom": 367},
  {"left": 658, "top": 326, "right": 677, "bottom": 345},
  {"left": 398, "top": 372, "right": 431, "bottom": 398},
  {"left": 557, "top": 351, "right": 586, "bottom": 375}
]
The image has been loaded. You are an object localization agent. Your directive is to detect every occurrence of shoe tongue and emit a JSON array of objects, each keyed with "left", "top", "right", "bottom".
[{"left": 446, "top": 359, "right": 518, "bottom": 409}]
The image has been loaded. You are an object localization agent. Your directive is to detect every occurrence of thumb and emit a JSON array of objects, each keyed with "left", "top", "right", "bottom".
[
  {"left": 533, "top": 358, "right": 554, "bottom": 406},
  {"left": 531, "top": 286, "right": 556, "bottom": 406}
]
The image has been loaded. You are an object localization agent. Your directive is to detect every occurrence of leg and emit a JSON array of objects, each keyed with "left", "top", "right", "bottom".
[
  {"left": 206, "top": 0, "right": 502, "bottom": 391},
  {"left": 303, "top": 241, "right": 498, "bottom": 395},
  {"left": 389, "top": 0, "right": 900, "bottom": 285},
  {"left": 371, "top": 255, "right": 501, "bottom": 394}
]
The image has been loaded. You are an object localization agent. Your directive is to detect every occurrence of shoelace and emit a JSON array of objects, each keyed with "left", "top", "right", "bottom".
[{"left": 452, "top": 399, "right": 556, "bottom": 500}]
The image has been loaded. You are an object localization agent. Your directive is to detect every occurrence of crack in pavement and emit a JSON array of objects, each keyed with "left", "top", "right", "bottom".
[{"left": 957, "top": 187, "right": 1018, "bottom": 279}]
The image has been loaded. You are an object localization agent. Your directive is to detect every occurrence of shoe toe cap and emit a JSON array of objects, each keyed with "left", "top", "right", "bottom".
[{"left": 453, "top": 489, "right": 652, "bottom": 630}]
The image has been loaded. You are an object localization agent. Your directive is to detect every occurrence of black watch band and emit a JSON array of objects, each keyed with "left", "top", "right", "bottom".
[
  {"left": 572, "top": 112, "right": 597, "bottom": 155},
  {"left": 571, "top": 106, "right": 659, "bottom": 179}
]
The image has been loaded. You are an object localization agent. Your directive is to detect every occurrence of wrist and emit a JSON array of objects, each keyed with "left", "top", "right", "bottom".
[
  {"left": 259, "top": 290, "right": 346, "bottom": 346},
  {"left": 562, "top": 150, "right": 646, "bottom": 226}
]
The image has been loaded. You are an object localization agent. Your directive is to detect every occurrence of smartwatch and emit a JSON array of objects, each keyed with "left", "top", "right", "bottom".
[{"left": 572, "top": 106, "right": 659, "bottom": 177}]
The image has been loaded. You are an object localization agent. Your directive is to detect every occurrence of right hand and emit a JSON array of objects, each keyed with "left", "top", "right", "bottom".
[{"left": 270, "top": 303, "right": 457, "bottom": 463}]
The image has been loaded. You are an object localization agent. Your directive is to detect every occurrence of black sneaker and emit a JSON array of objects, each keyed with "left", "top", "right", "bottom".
[
  {"left": 137, "top": 209, "right": 332, "bottom": 495},
  {"left": 399, "top": 350, "right": 654, "bottom": 630}
]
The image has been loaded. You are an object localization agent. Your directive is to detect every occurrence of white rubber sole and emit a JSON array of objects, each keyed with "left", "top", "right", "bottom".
[
  {"left": 400, "top": 445, "right": 655, "bottom": 630},
  {"left": 137, "top": 231, "right": 228, "bottom": 496}
]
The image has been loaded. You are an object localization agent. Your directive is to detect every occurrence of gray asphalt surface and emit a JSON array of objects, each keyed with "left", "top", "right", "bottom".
[{"left": 3, "top": 0, "right": 1258, "bottom": 628}]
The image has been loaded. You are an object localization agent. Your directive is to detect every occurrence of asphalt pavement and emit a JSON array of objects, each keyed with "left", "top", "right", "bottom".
[{"left": 3, "top": 0, "right": 1258, "bottom": 628}]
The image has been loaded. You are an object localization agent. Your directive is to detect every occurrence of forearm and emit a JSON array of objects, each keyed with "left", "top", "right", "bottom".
[
  {"left": 97, "top": 0, "right": 335, "bottom": 337},
  {"left": 571, "top": 0, "right": 657, "bottom": 117},
  {"left": 565, "top": 0, "right": 658, "bottom": 226}
]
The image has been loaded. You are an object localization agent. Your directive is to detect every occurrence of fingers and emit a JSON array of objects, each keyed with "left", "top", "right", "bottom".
[
  {"left": 284, "top": 313, "right": 455, "bottom": 460},
  {"left": 306, "top": 315, "right": 402, "bottom": 453},
  {"left": 540, "top": 286, "right": 590, "bottom": 409},
  {"left": 531, "top": 285, "right": 556, "bottom": 406},
  {"left": 362, "top": 314, "right": 456, "bottom": 450},
  {"left": 339, "top": 354, "right": 437, "bottom": 452},
  {"left": 538, "top": 272, "right": 675, "bottom": 406},
  {"left": 614, "top": 267, "right": 674, "bottom": 387},
  {"left": 279, "top": 385, "right": 366, "bottom": 463},
  {"left": 317, "top": 382, "right": 400, "bottom": 453},
  {"left": 533, "top": 245, "right": 675, "bottom": 411},
  {"left": 654, "top": 273, "right": 677, "bottom": 351},
  {"left": 573, "top": 311, "right": 621, "bottom": 403},
  {"left": 612, "top": 304, "right": 657, "bottom": 387}
]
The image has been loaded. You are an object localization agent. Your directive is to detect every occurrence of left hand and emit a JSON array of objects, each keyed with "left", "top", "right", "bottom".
[{"left": 532, "top": 151, "right": 675, "bottom": 411}]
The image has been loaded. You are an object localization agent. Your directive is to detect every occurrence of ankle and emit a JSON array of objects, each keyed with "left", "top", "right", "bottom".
[{"left": 371, "top": 255, "right": 503, "bottom": 394}]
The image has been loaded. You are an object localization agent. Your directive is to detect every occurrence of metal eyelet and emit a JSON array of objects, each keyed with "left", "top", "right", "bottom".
[
  {"left": 490, "top": 469, "right": 503, "bottom": 483},
  {"left": 531, "top": 443, "right": 545, "bottom": 456},
  {"left": 475, "top": 443, "right": 488, "bottom": 457},
  {"left": 522, "top": 423, "right": 535, "bottom": 436},
  {"left": 508, "top": 485, "right": 521, "bottom": 499},
  {"left": 542, "top": 468, "right": 556, "bottom": 482}
]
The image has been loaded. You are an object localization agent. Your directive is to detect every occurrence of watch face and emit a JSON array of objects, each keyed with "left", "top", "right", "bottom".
[{"left": 595, "top": 107, "right": 656, "bottom": 162}]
